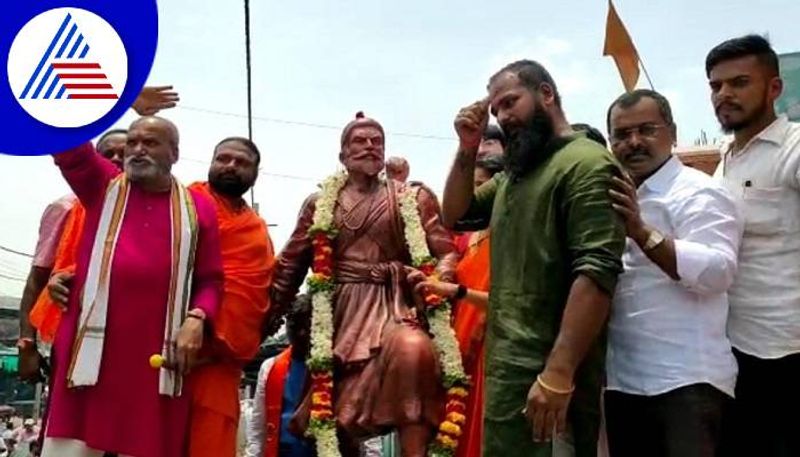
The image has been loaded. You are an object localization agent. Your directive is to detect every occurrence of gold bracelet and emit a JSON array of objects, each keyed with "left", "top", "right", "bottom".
[{"left": 536, "top": 374, "right": 575, "bottom": 395}]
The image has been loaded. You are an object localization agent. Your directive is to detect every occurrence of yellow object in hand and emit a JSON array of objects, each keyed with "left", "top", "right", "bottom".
[{"left": 149, "top": 354, "right": 164, "bottom": 369}]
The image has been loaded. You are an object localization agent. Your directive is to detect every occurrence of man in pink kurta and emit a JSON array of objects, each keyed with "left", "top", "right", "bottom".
[{"left": 42, "top": 117, "right": 223, "bottom": 457}]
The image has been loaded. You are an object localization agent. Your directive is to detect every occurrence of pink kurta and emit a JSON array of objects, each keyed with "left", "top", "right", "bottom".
[{"left": 46, "top": 143, "right": 223, "bottom": 457}]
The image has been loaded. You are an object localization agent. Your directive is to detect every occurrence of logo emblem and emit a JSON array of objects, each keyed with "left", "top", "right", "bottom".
[{"left": 7, "top": 7, "right": 127, "bottom": 128}]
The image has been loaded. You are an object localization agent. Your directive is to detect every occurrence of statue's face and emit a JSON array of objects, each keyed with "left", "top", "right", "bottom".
[{"left": 340, "top": 126, "right": 385, "bottom": 177}]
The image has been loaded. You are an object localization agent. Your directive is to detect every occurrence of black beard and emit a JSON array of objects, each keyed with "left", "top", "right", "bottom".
[
  {"left": 720, "top": 117, "right": 752, "bottom": 135},
  {"left": 718, "top": 113, "right": 750, "bottom": 134},
  {"left": 718, "top": 94, "right": 770, "bottom": 134},
  {"left": 208, "top": 171, "right": 252, "bottom": 197},
  {"left": 502, "top": 109, "right": 556, "bottom": 179}
]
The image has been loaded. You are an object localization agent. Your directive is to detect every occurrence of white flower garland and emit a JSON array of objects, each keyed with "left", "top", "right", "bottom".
[
  {"left": 397, "top": 188, "right": 467, "bottom": 387},
  {"left": 311, "top": 171, "right": 348, "bottom": 232},
  {"left": 309, "top": 291, "right": 335, "bottom": 367}
]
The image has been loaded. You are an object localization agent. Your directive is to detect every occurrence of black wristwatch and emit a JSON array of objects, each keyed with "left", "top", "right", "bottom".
[{"left": 452, "top": 284, "right": 468, "bottom": 300}]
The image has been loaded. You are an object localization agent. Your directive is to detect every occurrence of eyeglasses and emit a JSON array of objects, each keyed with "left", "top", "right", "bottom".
[{"left": 610, "top": 123, "right": 670, "bottom": 143}]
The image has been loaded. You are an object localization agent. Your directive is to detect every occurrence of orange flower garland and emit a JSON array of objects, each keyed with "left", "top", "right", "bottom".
[{"left": 398, "top": 189, "right": 471, "bottom": 457}]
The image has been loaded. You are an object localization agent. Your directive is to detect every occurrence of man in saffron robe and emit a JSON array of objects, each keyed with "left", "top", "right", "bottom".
[
  {"left": 187, "top": 137, "right": 276, "bottom": 457},
  {"left": 41, "top": 116, "right": 223, "bottom": 457},
  {"left": 270, "top": 112, "right": 458, "bottom": 457}
]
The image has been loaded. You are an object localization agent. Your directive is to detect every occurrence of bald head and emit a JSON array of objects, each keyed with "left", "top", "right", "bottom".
[
  {"left": 385, "top": 156, "right": 409, "bottom": 182},
  {"left": 129, "top": 116, "right": 179, "bottom": 149}
]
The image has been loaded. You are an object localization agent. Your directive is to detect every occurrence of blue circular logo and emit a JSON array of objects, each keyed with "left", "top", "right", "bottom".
[{"left": 1, "top": 1, "right": 158, "bottom": 156}]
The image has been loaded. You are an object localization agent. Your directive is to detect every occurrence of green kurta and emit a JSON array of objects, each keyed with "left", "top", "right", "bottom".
[{"left": 457, "top": 135, "right": 625, "bottom": 457}]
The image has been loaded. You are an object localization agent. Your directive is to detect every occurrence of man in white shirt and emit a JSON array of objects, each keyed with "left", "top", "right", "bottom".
[
  {"left": 707, "top": 34, "right": 800, "bottom": 456},
  {"left": 605, "top": 89, "right": 742, "bottom": 457}
]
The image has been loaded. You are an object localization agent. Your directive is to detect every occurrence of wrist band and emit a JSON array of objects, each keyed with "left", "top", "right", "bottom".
[
  {"left": 536, "top": 374, "right": 575, "bottom": 395},
  {"left": 453, "top": 284, "right": 468, "bottom": 300}
]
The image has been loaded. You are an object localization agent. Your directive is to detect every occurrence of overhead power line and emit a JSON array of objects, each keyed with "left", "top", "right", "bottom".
[
  {"left": 176, "top": 106, "right": 456, "bottom": 142},
  {"left": 0, "top": 273, "right": 25, "bottom": 283},
  {"left": 0, "top": 245, "right": 33, "bottom": 258},
  {"left": 177, "top": 155, "right": 318, "bottom": 182}
]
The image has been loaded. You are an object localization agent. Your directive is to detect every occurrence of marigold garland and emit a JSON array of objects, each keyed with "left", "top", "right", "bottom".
[
  {"left": 306, "top": 173, "right": 470, "bottom": 457},
  {"left": 304, "top": 171, "right": 348, "bottom": 456},
  {"left": 398, "top": 188, "right": 471, "bottom": 457}
]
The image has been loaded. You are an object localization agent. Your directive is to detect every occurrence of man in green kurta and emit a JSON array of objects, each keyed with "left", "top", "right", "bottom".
[{"left": 442, "top": 60, "right": 625, "bottom": 457}]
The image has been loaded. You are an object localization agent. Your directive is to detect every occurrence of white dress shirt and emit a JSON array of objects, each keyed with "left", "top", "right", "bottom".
[
  {"left": 608, "top": 156, "right": 742, "bottom": 397},
  {"left": 714, "top": 115, "right": 800, "bottom": 359}
]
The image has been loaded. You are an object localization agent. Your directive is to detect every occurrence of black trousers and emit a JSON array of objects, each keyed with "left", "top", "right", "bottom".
[
  {"left": 720, "top": 349, "right": 800, "bottom": 457},
  {"left": 605, "top": 383, "right": 730, "bottom": 457}
]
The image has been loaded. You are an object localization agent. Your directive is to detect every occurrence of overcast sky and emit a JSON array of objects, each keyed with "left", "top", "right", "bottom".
[{"left": 2, "top": 0, "right": 799, "bottom": 296}]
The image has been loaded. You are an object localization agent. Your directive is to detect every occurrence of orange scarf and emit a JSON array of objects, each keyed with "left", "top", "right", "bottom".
[
  {"left": 264, "top": 348, "right": 293, "bottom": 457},
  {"left": 29, "top": 202, "right": 86, "bottom": 343}
]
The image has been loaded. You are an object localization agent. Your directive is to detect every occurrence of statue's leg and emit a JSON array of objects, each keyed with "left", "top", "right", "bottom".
[
  {"left": 398, "top": 423, "right": 433, "bottom": 457},
  {"left": 387, "top": 327, "right": 441, "bottom": 457}
]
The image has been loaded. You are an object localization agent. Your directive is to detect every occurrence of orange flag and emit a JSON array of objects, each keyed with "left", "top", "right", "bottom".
[{"left": 603, "top": 0, "right": 640, "bottom": 92}]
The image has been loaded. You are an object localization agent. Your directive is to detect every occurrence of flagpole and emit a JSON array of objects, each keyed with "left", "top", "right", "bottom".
[
  {"left": 639, "top": 58, "right": 655, "bottom": 90},
  {"left": 244, "top": 0, "right": 255, "bottom": 208}
]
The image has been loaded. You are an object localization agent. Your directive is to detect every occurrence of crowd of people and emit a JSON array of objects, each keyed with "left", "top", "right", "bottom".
[
  {"left": 11, "top": 32, "right": 799, "bottom": 457},
  {"left": 0, "top": 418, "right": 42, "bottom": 457}
]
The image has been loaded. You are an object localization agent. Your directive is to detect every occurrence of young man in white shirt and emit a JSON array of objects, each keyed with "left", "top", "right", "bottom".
[
  {"left": 606, "top": 89, "right": 742, "bottom": 457},
  {"left": 707, "top": 34, "right": 800, "bottom": 457}
]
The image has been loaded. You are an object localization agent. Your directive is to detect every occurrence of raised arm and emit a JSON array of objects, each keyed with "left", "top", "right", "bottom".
[
  {"left": 442, "top": 99, "right": 490, "bottom": 228},
  {"left": 52, "top": 142, "right": 120, "bottom": 208}
]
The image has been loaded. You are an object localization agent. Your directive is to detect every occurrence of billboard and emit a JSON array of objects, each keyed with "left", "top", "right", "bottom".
[{"left": 777, "top": 52, "right": 800, "bottom": 122}]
